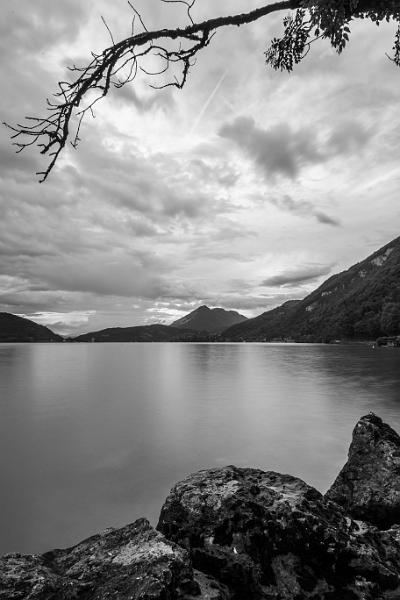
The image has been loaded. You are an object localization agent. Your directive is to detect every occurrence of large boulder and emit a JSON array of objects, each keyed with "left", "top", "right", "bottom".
[
  {"left": 326, "top": 413, "right": 400, "bottom": 528},
  {"left": 5, "top": 413, "right": 400, "bottom": 600},
  {"left": 157, "top": 465, "right": 400, "bottom": 599},
  {"left": 0, "top": 517, "right": 227, "bottom": 600}
]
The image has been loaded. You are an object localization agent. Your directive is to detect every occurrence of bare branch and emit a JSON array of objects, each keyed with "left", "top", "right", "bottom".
[
  {"left": 128, "top": 1, "right": 148, "bottom": 32},
  {"left": 4, "top": 0, "right": 400, "bottom": 181},
  {"left": 101, "top": 16, "right": 116, "bottom": 46},
  {"left": 161, "top": 0, "right": 197, "bottom": 26}
]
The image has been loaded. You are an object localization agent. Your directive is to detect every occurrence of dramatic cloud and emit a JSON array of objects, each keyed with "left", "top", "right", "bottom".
[
  {"left": 1, "top": 1, "right": 399, "bottom": 333},
  {"left": 219, "top": 116, "right": 374, "bottom": 182},
  {"left": 219, "top": 117, "right": 322, "bottom": 180}
]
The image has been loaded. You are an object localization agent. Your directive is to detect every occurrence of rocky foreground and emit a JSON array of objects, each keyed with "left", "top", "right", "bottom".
[{"left": 3, "top": 413, "right": 400, "bottom": 599}]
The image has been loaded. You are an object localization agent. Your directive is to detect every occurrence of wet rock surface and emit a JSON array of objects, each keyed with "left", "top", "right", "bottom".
[
  {"left": 157, "top": 465, "right": 400, "bottom": 599},
  {"left": 326, "top": 413, "right": 400, "bottom": 528},
  {"left": 3, "top": 414, "right": 400, "bottom": 599},
  {"left": 0, "top": 518, "right": 212, "bottom": 600}
]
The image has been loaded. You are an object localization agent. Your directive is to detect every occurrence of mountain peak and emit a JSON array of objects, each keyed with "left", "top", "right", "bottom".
[{"left": 171, "top": 305, "right": 247, "bottom": 333}]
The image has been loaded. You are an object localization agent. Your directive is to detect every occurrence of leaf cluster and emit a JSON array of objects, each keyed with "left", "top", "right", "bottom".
[{"left": 266, "top": 0, "right": 400, "bottom": 71}]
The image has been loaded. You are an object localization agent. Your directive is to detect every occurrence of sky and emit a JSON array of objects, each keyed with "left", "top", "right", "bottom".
[{"left": 1, "top": 0, "right": 400, "bottom": 336}]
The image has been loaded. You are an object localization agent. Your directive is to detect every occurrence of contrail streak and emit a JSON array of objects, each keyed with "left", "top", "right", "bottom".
[{"left": 189, "top": 70, "right": 228, "bottom": 136}]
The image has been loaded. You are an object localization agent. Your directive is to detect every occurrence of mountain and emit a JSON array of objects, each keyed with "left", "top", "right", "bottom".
[
  {"left": 171, "top": 305, "right": 248, "bottom": 333},
  {"left": 223, "top": 236, "right": 400, "bottom": 342},
  {"left": 0, "top": 313, "right": 62, "bottom": 342},
  {"left": 72, "top": 324, "right": 208, "bottom": 343}
]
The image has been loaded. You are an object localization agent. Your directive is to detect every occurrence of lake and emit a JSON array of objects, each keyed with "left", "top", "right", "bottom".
[{"left": 1, "top": 342, "right": 400, "bottom": 555}]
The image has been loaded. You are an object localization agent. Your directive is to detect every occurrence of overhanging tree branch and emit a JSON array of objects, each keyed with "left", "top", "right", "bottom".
[{"left": 4, "top": 0, "right": 400, "bottom": 182}]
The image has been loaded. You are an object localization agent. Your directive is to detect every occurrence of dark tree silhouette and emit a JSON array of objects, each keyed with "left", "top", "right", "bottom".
[{"left": 4, "top": 0, "right": 400, "bottom": 181}]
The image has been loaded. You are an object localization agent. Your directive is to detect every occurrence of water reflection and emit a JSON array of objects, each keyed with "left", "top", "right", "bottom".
[{"left": 0, "top": 342, "right": 400, "bottom": 555}]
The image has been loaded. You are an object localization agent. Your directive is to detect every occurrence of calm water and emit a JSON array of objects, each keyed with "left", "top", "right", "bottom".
[{"left": 1, "top": 342, "right": 400, "bottom": 555}]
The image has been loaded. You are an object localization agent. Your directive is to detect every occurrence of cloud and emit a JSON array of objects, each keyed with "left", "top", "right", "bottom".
[
  {"left": 189, "top": 159, "right": 240, "bottom": 188},
  {"left": 219, "top": 117, "right": 322, "bottom": 180},
  {"left": 269, "top": 195, "right": 341, "bottom": 227},
  {"left": 328, "top": 120, "right": 372, "bottom": 154},
  {"left": 261, "top": 264, "right": 332, "bottom": 288},
  {"left": 1, "top": 1, "right": 398, "bottom": 334},
  {"left": 219, "top": 116, "right": 373, "bottom": 181},
  {"left": 314, "top": 211, "right": 341, "bottom": 227},
  {"left": 0, "top": 145, "right": 42, "bottom": 180},
  {"left": 67, "top": 131, "right": 228, "bottom": 225},
  {"left": 115, "top": 86, "right": 176, "bottom": 113},
  {"left": 35, "top": 259, "right": 168, "bottom": 299},
  {"left": 21, "top": 311, "right": 96, "bottom": 337},
  {"left": 0, "top": 1, "right": 88, "bottom": 57}
]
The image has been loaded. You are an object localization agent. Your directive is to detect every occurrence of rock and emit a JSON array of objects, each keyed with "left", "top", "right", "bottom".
[
  {"left": 326, "top": 413, "right": 400, "bottom": 528},
  {"left": 0, "top": 554, "right": 63, "bottom": 600},
  {"left": 5, "top": 414, "right": 400, "bottom": 599},
  {"left": 157, "top": 465, "right": 400, "bottom": 599},
  {"left": 0, "top": 517, "right": 216, "bottom": 600},
  {"left": 193, "top": 570, "right": 230, "bottom": 600}
]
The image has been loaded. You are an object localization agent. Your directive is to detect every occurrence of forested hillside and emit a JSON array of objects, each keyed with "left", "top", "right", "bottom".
[{"left": 224, "top": 237, "right": 400, "bottom": 342}]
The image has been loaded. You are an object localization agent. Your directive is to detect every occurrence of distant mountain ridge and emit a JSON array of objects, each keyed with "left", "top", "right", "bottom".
[
  {"left": 0, "top": 313, "right": 62, "bottom": 342},
  {"left": 2, "top": 237, "right": 399, "bottom": 343},
  {"left": 72, "top": 324, "right": 208, "bottom": 343},
  {"left": 223, "top": 236, "right": 400, "bottom": 342},
  {"left": 171, "top": 305, "right": 248, "bottom": 333}
]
